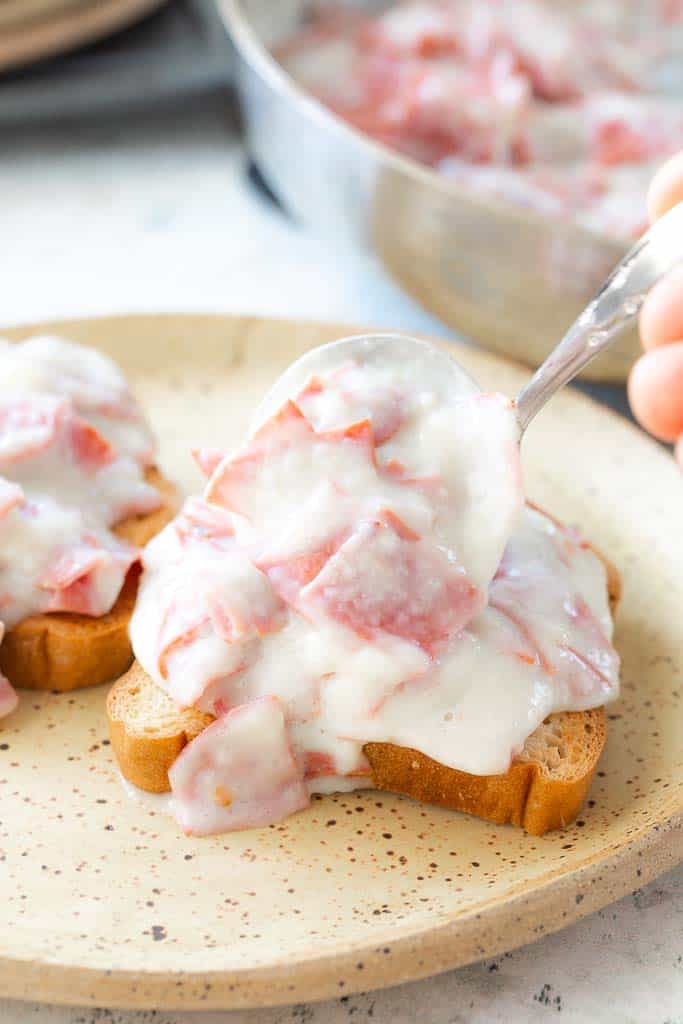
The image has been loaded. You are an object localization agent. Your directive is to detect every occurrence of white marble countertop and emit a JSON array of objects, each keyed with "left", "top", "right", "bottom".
[
  {"left": 0, "top": 101, "right": 446, "bottom": 335},
  {"left": 0, "top": 99, "right": 681, "bottom": 1023}
]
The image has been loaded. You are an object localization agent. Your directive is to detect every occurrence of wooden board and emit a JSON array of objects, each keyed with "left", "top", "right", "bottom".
[
  {"left": 0, "top": 313, "right": 680, "bottom": 1011},
  {"left": 0, "top": 1, "right": 233, "bottom": 129},
  {"left": 0, "top": 0, "right": 168, "bottom": 73},
  {"left": 0, "top": 0, "right": 88, "bottom": 32}
]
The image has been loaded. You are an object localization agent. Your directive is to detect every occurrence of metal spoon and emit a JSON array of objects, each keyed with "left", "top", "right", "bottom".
[
  {"left": 255, "top": 201, "right": 683, "bottom": 436},
  {"left": 516, "top": 200, "right": 683, "bottom": 433}
]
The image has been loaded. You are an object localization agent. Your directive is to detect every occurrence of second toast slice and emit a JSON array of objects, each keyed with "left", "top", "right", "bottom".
[{"left": 0, "top": 468, "right": 178, "bottom": 692}]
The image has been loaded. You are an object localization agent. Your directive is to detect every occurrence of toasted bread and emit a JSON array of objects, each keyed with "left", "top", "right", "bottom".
[
  {"left": 0, "top": 468, "right": 178, "bottom": 693},
  {"left": 364, "top": 709, "right": 607, "bottom": 835},
  {"left": 107, "top": 664, "right": 605, "bottom": 835},
  {"left": 106, "top": 548, "right": 620, "bottom": 835},
  {"left": 108, "top": 662, "right": 214, "bottom": 793}
]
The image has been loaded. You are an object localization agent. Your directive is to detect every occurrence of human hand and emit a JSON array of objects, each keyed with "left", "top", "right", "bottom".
[{"left": 627, "top": 153, "right": 683, "bottom": 467}]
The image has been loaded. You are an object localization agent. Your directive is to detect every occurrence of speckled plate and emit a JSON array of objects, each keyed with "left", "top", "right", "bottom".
[{"left": 0, "top": 314, "right": 681, "bottom": 1011}]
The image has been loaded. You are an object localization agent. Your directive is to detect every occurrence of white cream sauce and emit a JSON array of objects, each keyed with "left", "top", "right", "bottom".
[
  {"left": 0, "top": 336, "right": 161, "bottom": 718},
  {"left": 0, "top": 336, "right": 155, "bottom": 465},
  {"left": 131, "top": 346, "right": 619, "bottom": 835}
]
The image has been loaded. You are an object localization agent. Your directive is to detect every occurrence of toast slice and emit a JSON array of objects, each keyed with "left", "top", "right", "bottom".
[
  {"left": 107, "top": 552, "right": 620, "bottom": 836},
  {"left": 0, "top": 468, "right": 178, "bottom": 693},
  {"left": 107, "top": 664, "right": 606, "bottom": 836},
  {"left": 108, "top": 662, "right": 214, "bottom": 794}
]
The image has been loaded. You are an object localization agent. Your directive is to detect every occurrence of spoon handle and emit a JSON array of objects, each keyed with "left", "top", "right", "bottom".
[{"left": 516, "top": 202, "right": 683, "bottom": 435}]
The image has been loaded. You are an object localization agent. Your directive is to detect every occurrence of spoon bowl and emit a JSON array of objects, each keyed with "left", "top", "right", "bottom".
[{"left": 252, "top": 331, "right": 481, "bottom": 433}]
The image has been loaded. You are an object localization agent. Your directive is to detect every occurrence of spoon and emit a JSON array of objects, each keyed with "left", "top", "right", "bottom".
[{"left": 255, "top": 201, "right": 683, "bottom": 436}]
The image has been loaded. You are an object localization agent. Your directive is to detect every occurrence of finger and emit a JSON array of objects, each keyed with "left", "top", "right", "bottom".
[
  {"left": 628, "top": 342, "right": 683, "bottom": 442},
  {"left": 647, "top": 152, "right": 683, "bottom": 222},
  {"left": 639, "top": 265, "right": 683, "bottom": 350}
]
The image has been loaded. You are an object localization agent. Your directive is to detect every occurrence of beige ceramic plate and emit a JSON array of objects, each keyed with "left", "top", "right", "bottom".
[
  {"left": 0, "top": 0, "right": 167, "bottom": 73},
  {"left": 0, "top": 314, "right": 681, "bottom": 1011}
]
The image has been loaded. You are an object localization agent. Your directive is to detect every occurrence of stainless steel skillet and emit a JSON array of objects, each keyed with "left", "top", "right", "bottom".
[{"left": 218, "top": 0, "right": 637, "bottom": 381}]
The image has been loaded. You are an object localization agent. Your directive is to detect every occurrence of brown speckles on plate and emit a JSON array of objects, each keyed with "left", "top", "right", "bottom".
[{"left": 0, "top": 314, "right": 681, "bottom": 1012}]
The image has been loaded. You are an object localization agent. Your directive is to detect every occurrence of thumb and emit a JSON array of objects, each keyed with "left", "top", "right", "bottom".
[{"left": 648, "top": 152, "right": 683, "bottom": 223}]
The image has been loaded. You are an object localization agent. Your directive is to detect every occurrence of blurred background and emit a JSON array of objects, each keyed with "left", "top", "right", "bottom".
[
  {"left": 1, "top": 0, "right": 446, "bottom": 338},
  {"left": 4, "top": 0, "right": 682, "bottom": 418}
]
